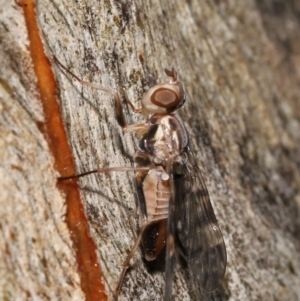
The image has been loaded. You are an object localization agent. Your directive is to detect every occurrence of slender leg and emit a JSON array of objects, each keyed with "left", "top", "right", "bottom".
[
  {"left": 123, "top": 123, "right": 149, "bottom": 137},
  {"left": 120, "top": 87, "right": 142, "bottom": 114},
  {"left": 114, "top": 223, "right": 147, "bottom": 300},
  {"left": 58, "top": 166, "right": 150, "bottom": 181},
  {"left": 52, "top": 56, "right": 142, "bottom": 128}
]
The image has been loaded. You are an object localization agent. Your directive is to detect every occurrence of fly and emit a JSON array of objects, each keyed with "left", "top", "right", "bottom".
[{"left": 54, "top": 56, "right": 227, "bottom": 300}]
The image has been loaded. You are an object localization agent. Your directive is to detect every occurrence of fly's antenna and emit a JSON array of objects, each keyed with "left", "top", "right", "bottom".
[{"left": 164, "top": 68, "right": 178, "bottom": 83}]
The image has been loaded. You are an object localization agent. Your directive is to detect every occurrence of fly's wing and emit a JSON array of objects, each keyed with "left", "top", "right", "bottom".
[
  {"left": 174, "top": 149, "right": 227, "bottom": 292},
  {"left": 164, "top": 173, "right": 176, "bottom": 301}
]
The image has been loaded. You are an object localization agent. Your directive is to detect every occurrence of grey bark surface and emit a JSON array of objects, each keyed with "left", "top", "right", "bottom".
[
  {"left": 1, "top": 0, "right": 300, "bottom": 300},
  {"left": 0, "top": 2, "right": 84, "bottom": 301}
]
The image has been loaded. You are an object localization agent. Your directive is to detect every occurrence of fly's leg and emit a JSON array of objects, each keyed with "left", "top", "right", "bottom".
[
  {"left": 52, "top": 55, "right": 151, "bottom": 178},
  {"left": 52, "top": 56, "right": 142, "bottom": 129},
  {"left": 58, "top": 157, "right": 152, "bottom": 301},
  {"left": 114, "top": 223, "right": 147, "bottom": 301},
  {"left": 58, "top": 166, "right": 150, "bottom": 181},
  {"left": 58, "top": 164, "right": 150, "bottom": 300},
  {"left": 112, "top": 153, "right": 151, "bottom": 300},
  {"left": 120, "top": 87, "right": 142, "bottom": 114}
]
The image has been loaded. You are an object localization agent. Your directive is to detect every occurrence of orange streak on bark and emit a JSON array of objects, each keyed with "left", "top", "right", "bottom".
[{"left": 20, "top": 1, "right": 108, "bottom": 300}]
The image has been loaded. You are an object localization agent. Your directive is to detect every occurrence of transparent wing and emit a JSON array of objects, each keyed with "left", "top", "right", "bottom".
[{"left": 174, "top": 148, "right": 227, "bottom": 292}]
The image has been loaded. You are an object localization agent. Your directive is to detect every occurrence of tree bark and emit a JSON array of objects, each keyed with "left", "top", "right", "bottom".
[
  {"left": 0, "top": 1, "right": 85, "bottom": 301},
  {"left": 1, "top": 0, "right": 300, "bottom": 300}
]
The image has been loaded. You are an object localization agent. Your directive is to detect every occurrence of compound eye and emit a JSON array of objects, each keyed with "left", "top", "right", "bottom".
[
  {"left": 151, "top": 88, "right": 179, "bottom": 109},
  {"left": 141, "top": 78, "right": 185, "bottom": 115}
]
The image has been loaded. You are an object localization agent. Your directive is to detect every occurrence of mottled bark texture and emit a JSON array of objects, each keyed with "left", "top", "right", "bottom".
[{"left": 1, "top": 0, "right": 300, "bottom": 300}]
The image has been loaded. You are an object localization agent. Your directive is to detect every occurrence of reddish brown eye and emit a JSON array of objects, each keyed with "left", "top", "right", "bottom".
[
  {"left": 141, "top": 72, "right": 186, "bottom": 115},
  {"left": 151, "top": 88, "right": 178, "bottom": 109}
]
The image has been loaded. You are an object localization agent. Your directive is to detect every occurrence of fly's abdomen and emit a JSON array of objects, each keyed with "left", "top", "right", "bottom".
[
  {"left": 142, "top": 168, "right": 170, "bottom": 261},
  {"left": 143, "top": 168, "right": 170, "bottom": 223}
]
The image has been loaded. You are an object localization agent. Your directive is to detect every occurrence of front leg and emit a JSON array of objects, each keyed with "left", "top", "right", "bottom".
[
  {"left": 123, "top": 123, "right": 149, "bottom": 138},
  {"left": 52, "top": 56, "right": 142, "bottom": 130}
]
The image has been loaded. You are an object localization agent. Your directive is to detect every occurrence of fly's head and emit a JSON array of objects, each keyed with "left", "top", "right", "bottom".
[{"left": 141, "top": 68, "right": 186, "bottom": 116}]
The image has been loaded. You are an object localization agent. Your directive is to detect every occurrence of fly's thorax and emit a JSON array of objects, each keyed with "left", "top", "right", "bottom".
[{"left": 139, "top": 114, "right": 189, "bottom": 163}]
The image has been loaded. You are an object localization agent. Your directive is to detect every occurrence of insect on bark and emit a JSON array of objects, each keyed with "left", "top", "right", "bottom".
[{"left": 54, "top": 56, "right": 227, "bottom": 300}]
